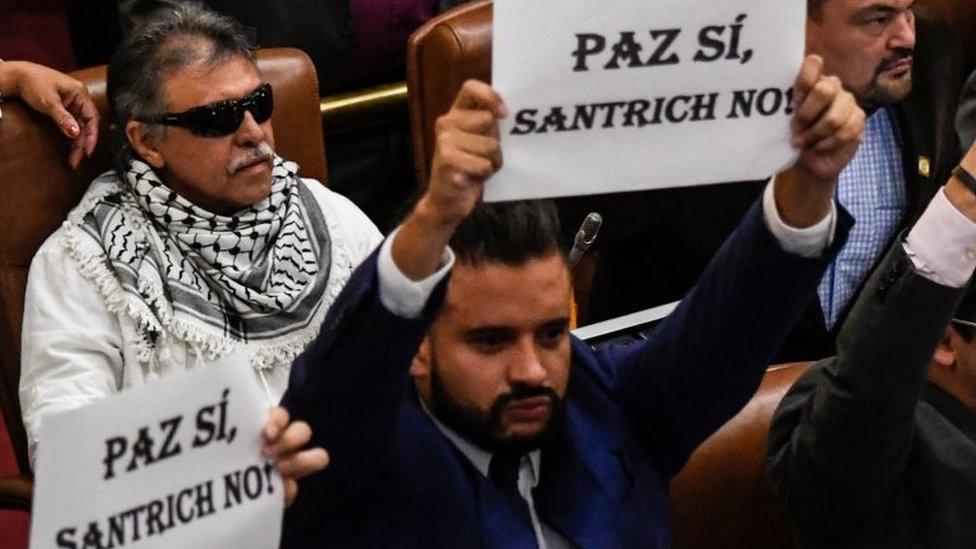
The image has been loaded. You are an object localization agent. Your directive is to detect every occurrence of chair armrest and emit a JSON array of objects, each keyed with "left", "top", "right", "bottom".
[{"left": 0, "top": 474, "right": 32, "bottom": 511}]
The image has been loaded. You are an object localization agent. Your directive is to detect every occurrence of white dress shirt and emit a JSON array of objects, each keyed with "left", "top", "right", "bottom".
[{"left": 903, "top": 187, "right": 976, "bottom": 288}]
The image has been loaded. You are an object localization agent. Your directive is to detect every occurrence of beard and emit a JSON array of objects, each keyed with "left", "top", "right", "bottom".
[
  {"left": 857, "top": 48, "right": 913, "bottom": 111},
  {"left": 427, "top": 359, "right": 563, "bottom": 455}
]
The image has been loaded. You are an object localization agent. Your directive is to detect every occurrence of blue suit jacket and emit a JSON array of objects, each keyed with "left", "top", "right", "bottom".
[{"left": 281, "top": 201, "right": 852, "bottom": 548}]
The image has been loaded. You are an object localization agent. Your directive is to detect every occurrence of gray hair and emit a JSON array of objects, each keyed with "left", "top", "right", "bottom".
[{"left": 106, "top": 2, "right": 258, "bottom": 173}]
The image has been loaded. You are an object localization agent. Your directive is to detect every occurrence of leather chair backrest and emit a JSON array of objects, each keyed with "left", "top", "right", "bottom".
[
  {"left": 922, "top": 0, "right": 976, "bottom": 71},
  {"left": 0, "top": 47, "right": 326, "bottom": 476},
  {"left": 407, "top": 0, "right": 493, "bottom": 188},
  {"left": 669, "top": 362, "right": 812, "bottom": 549}
]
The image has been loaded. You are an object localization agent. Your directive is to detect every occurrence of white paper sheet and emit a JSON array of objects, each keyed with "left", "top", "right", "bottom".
[
  {"left": 31, "top": 350, "right": 283, "bottom": 549},
  {"left": 488, "top": 0, "right": 806, "bottom": 201}
]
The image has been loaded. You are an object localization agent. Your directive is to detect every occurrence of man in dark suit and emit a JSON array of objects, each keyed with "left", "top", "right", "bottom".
[
  {"left": 279, "top": 53, "right": 861, "bottom": 548},
  {"left": 585, "top": 1, "right": 964, "bottom": 364},
  {"left": 767, "top": 141, "right": 976, "bottom": 548}
]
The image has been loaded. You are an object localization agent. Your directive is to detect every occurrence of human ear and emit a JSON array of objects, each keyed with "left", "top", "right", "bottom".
[
  {"left": 410, "top": 337, "right": 433, "bottom": 380},
  {"left": 125, "top": 120, "right": 166, "bottom": 169},
  {"left": 932, "top": 328, "right": 957, "bottom": 369}
]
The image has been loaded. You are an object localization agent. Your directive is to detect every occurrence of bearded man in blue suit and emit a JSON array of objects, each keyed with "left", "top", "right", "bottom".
[{"left": 279, "top": 55, "right": 863, "bottom": 548}]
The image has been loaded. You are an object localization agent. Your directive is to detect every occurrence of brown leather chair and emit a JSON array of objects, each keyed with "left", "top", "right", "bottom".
[
  {"left": 406, "top": 0, "right": 493, "bottom": 189},
  {"left": 922, "top": 0, "right": 976, "bottom": 72},
  {"left": 669, "top": 362, "right": 811, "bottom": 549},
  {"left": 0, "top": 47, "right": 327, "bottom": 511}
]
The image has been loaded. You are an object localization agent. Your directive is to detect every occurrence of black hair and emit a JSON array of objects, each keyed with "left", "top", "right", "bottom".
[
  {"left": 106, "top": 2, "right": 257, "bottom": 173},
  {"left": 449, "top": 200, "right": 566, "bottom": 267}
]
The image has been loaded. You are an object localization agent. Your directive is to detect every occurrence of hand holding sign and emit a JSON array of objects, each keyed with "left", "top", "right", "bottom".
[
  {"left": 262, "top": 406, "right": 330, "bottom": 507},
  {"left": 490, "top": 0, "right": 809, "bottom": 201},
  {"left": 394, "top": 80, "right": 508, "bottom": 280},
  {"left": 31, "top": 360, "right": 298, "bottom": 549},
  {"left": 775, "top": 54, "right": 865, "bottom": 228},
  {"left": 790, "top": 55, "right": 866, "bottom": 182},
  {"left": 427, "top": 80, "right": 508, "bottom": 225}
]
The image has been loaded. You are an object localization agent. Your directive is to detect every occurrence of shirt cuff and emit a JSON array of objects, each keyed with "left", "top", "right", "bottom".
[
  {"left": 762, "top": 177, "right": 837, "bottom": 258},
  {"left": 377, "top": 226, "right": 455, "bottom": 318},
  {"left": 903, "top": 188, "right": 976, "bottom": 288}
]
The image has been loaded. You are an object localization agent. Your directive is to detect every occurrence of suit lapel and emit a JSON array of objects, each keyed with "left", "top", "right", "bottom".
[
  {"left": 401, "top": 393, "right": 539, "bottom": 548},
  {"left": 535, "top": 392, "right": 626, "bottom": 548},
  {"left": 475, "top": 473, "right": 538, "bottom": 548},
  {"left": 893, "top": 99, "right": 939, "bottom": 224}
]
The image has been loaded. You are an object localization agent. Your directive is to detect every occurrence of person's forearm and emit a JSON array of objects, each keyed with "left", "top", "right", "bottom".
[
  {"left": 392, "top": 196, "right": 458, "bottom": 281},
  {"left": 822, "top": 171, "right": 976, "bottom": 414},
  {"left": 901, "top": 147, "right": 976, "bottom": 290},
  {"left": 377, "top": 229, "right": 454, "bottom": 319},
  {"left": 788, "top": 258, "right": 961, "bottom": 523},
  {"left": 774, "top": 242, "right": 965, "bottom": 538},
  {"left": 794, "top": 182, "right": 976, "bottom": 493},
  {"left": 763, "top": 178, "right": 836, "bottom": 258},
  {"left": 773, "top": 165, "right": 835, "bottom": 228}
]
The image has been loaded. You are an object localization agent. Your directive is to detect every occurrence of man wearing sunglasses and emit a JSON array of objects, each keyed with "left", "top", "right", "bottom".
[
  {"left": 18, "top": 4, "right": 382, "bottom": 503},
  {"left": 767, "top": 140, "right": 976, "bottom": 546}
]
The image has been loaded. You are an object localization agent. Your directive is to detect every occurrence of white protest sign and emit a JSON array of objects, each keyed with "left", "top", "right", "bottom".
[
  {"left": 31, "top": 351, "right": 283, "bottom": 549},
  {"left": 488, "top": 0, "right": 806, "bottom": 201}
]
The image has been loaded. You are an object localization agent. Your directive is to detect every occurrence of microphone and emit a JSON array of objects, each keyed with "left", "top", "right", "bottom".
[{"left": 568, "top": 212, "right": 602, "bottom": 266}]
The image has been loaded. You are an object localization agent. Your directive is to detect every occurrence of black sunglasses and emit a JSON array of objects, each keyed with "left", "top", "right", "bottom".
[{"left": 141, "top": 83, "right": 274, "bottom": 137}]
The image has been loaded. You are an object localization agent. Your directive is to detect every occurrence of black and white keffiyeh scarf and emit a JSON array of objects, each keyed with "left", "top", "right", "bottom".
[{"left": 62, "top": 156, "right": 332, "bottom": 370}]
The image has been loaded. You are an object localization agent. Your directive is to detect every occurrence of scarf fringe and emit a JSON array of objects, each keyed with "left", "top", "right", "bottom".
[
  {"left": 60, "top": 171, "right": 337, "bottom": 373},
  {"left": 62, "top": 224, "right": 162, "bottom": 365}
]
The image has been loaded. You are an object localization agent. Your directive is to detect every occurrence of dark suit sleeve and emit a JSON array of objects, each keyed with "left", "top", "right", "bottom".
[
  {"left": 280, "top": 244, "right": 448, "bottom": 515},
  {"left": 602, "top": 200, "right": 851, "bottom": 476},
  {"left": 957, "top": 70, "right": 976, "bottom": 151},
  {"left": 766, "top": 243, "right": 965, "bottom": 544}
]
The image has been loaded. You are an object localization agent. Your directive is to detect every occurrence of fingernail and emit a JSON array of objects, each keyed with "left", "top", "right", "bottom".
[
  {"left": 497, "top": 105, "right": 509, "bottom": 118},
  {"left": 67, "top": 125, "right": 80, "bottom": 137}
]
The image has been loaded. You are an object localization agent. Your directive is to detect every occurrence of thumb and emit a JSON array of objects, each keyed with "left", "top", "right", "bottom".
[
  {"left": 793, "top": 54, "right": 824, "bottom": 101},
  {"left": 284, "top": 478, "right": 298, "bottom": 507}
]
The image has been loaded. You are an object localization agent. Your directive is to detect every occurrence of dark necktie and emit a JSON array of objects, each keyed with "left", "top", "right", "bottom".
[
  {"left": 484, "top": 452, "right": 537, "bottom": 548},
  {"left": 488, "top": 452, "right": 524, "bottom": 497}
]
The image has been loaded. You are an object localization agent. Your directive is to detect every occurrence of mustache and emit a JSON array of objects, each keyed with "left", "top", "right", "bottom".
[
  {"left": 491, "top": 385, "right": 559, "bottom": 415},
  {"left": 876, "top": 48, "right": 913, "bottom": 74},
  {"left": 227, "top": 142, "right": 274, "bottom": 174}
]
